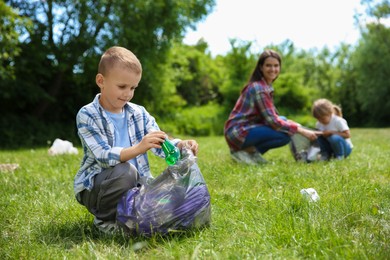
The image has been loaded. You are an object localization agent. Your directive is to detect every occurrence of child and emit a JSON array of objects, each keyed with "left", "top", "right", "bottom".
[
  {"left": 312, "top": 98, "right": 353, "bottom": 160},
  {"left": 74, "top": 46, "right": 199, "bottom": 233}
]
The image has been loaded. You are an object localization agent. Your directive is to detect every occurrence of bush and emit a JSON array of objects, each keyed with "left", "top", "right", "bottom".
[
  {"left": 158, "top": 103, "right": 225, "bottom": 136},
  {"left": 0, "top": 115, "right": 78, "bottom": 149}
]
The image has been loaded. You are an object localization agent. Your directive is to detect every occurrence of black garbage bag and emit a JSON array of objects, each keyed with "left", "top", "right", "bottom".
[{"left": 116, "top": 148, "right": 211, "bottom": 236}]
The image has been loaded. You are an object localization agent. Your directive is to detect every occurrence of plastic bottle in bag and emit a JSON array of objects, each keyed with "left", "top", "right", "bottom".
[{"left": 162, "top": 138, "right": 181, "bottom": 165}]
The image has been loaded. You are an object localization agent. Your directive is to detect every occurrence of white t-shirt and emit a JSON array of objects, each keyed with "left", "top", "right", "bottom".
[{"left": 316, "top": 114, "right": 353, "bottom": 148}]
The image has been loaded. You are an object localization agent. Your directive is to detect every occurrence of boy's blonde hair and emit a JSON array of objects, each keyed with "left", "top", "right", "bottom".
[
  {"left": 98, "top": 46, "right": 142, "bottom": 76},
  {"left": 312, "top": 98, "right": 343, "bottom": 118}
]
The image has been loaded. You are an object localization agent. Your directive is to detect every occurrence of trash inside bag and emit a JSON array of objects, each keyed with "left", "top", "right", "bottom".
[
  {"left": 116, "top": 148, "right": 211, "bottom": 236},
  {"left": 289, "top": 132, "right": 321, "bottom": 162}
]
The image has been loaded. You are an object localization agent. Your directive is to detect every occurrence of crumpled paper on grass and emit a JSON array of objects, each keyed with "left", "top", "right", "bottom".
[
  {"left": 48, "top": 138, "right": 78, "bottom": 155},
  {"left": 300, "top": 188, "right": 320, "bottom": 202}
]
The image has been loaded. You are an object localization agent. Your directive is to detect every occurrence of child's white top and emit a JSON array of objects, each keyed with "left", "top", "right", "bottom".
[{"left": 316, "top": 114, "right": 353, "bottom": 148}]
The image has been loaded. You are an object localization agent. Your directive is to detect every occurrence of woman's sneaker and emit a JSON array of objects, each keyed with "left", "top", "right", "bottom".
[
  {"left": 231, "top": 151, "right": 256, "bottom": 164},
  {"left": 231, "top": 151, "right": 267, "bottom": 165},
  {"left": 250, "top": 152, "right": 268, "bottom": 164}
]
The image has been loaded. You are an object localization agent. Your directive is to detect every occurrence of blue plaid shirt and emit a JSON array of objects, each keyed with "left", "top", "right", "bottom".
[{"left": 74, "top": 94, "right": 178, "bottom": 198}]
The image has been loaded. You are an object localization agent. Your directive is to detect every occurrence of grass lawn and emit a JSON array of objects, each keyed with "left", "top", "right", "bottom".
[{"left": 1, "top": 128, "right": 389, "bottom": 259}]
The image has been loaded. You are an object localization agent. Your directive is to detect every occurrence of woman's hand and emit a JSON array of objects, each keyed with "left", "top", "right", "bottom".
[{"left": 298, "top": 127, "right": 318, "bottom": 141}]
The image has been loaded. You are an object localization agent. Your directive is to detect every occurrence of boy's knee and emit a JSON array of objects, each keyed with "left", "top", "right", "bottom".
[
  {"left": 80, "top": 163, "right": 140, "bottom": 221},
  {"left": 114, "top": 162, "right": 139, "bottom": 189}
]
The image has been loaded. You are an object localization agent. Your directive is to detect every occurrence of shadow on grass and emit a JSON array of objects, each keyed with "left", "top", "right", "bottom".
[{"left": 36, "top": 217, "right": 209, "bottom": 253}]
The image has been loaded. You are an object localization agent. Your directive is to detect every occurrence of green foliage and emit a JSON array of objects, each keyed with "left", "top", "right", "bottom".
[
  {"left": 289, "top": 114, "right": 318, "bottom": 129},
  {"left": 0, "top": 114, "right": 79, "bottom": 149},
  {"left": 167, "top": 41, "right": 224, "bottom": 106},
  {"left": 312, "top": 48, "right": 342, "bottom": 98},
  {"left": 351, "top": 24, "right": 390, "bottom": 125},
  {"left": 0, "top": 2, "right": 31, "bottom": 79},
  {"left": 336, "top": 0, "right": 390, "bottom": 126},
  {"left": 1, "top": 129, "right": 390, "bottom": 258},
  {"left": 333, "top": 44, "right": 363, "bottom": 127},
  {"left": 273, "top": 72, "right": 311, "bottom": 112},
  {"left": 0, "top": 0, "right": 216, "bottom": 147},
  {"left": 159, "top": 103, "right": 225, "bottom": 136},
  {"left": 218, "top": 40, "right": 257, "bottom": 112},
  {"left": 1, "top": 0, "right": 390, "bottom": 148},
  {"left": 114, "top": 0, "right": 217, "bottom": 113}
]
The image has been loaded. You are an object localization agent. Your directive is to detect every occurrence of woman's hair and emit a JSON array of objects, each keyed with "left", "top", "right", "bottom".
[
  {"left": 312, "top": 98, "right": 343, "bottom": 118},
  {"left": 98, "top": 46, "right": 142, "bottom": 76},
  {"left": 248, "top": 49, "right": 282, "bottom": 83}
]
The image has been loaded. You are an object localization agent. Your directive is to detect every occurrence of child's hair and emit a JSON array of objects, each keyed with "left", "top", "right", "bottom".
[
  {"left": 332, "top": 105, "right": 343, "bottom": 117},
  {"left": 312, "top": 98, "right": 343, "bottom": 118},
  {"left": 98, "top": 46, "right": 142, "bottom": 76}
]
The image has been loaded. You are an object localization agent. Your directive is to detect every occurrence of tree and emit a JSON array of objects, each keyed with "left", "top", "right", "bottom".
[
  {"left": 218, "top": 39, "right": 257, "bottom": 114},
  {"left": 0, "top": 0, "right": 215, "bottom": 147},
  {"left": 345, "top": 0, "right": 390, "bottom": 125},
  {"left": 2, "top": 0, "right": 215, "bottom": 117},
  {"left": 168, "top": 40, "right": 223, "bottom": 107},
  {"left": 0, "top": 2, "right": 31, "bottom": 80},
  {"left": 329, "top": 43, "right": 361, "bottom": 126}
]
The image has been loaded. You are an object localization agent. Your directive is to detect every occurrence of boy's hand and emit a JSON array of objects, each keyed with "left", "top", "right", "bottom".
[
  {"left": 178, "top": 140, "right": 199, "bottom": 156},
  {"left": 138, "top": 131, "right": 166, "bottom": 153}
]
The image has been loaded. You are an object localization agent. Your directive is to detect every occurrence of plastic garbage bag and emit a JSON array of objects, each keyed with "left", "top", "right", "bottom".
[
  {"left": 116, "top": 148, "right": 211, "bottom": 236},
  {"left": 289, "top": 132, "right": 321, "bottom": 162}
]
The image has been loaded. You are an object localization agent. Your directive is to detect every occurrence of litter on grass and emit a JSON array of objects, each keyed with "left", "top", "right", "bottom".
[
  {"left": 300, "top": 188, "right": 320, "bottom": 202},
  {"left": 48, "top": 138, "right": 78, "bottom": 155},
  {"left": 0, "top": 163, "right": 19, "bottom": 173}
]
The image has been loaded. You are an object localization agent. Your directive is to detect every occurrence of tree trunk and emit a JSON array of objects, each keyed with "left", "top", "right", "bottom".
[{"left": 32, "top": 70, "right": 64, "bottom": 119}]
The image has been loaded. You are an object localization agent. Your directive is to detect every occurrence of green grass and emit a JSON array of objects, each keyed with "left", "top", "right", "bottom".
[{"left": 1, "top": 128, "right": 389, "bottom": 259}]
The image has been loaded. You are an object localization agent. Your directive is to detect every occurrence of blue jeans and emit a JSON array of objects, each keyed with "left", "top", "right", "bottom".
[
  {"left": 242, "top": 126, "right": 291, "bottom": 154},
  {"left": 317, "top": 135, "right": 352, "bottom": 159}
]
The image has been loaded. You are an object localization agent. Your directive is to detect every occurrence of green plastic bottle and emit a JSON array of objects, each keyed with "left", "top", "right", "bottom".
[{"left": 161, "top": 138, "right": 181, "bottom": 165}]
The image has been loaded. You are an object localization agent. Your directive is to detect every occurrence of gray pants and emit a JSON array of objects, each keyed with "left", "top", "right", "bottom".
[{"left": 80, "top": 162, "right": 139, "bottom": 221}]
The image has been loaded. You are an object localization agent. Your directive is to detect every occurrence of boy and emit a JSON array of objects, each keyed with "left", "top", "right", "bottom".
[{"left": 74, "top": 46, "right": 198, "bottom": 232}]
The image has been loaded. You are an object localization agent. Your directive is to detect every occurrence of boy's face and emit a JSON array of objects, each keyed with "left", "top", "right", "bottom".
[{"left": 96, "top": 66, "right": 141, "bottom": 113}]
